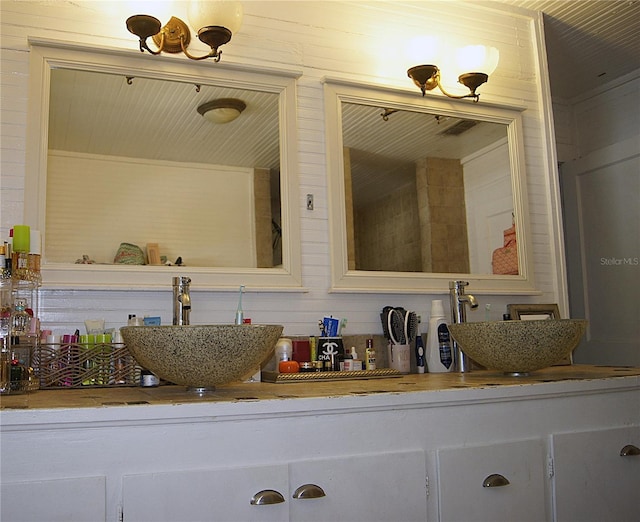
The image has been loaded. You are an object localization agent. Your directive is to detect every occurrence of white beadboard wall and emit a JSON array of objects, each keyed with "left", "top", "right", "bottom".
[{"left": 0, "top": 1, "right": 565, "bottom": 337}]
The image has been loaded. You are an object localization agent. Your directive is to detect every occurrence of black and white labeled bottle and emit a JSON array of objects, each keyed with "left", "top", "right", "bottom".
[{"left": 425, "top": 300, "right": 453, "bottom": 373}]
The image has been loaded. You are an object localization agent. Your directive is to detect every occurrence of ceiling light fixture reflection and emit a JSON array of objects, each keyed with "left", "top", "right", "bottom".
[
  {"left": 197, "top": 98, "right": 247, "bottom": 124},
  {"left": 126, "top": 1, "right": 243, "bottom": 62},
  {"left": 407, "top": 45, "right": 499, "bottom": 102}
]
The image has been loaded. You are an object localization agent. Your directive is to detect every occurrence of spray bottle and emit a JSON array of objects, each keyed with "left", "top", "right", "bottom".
[{"left": 425, "top": 300, "right": 453, "bottom": 372}]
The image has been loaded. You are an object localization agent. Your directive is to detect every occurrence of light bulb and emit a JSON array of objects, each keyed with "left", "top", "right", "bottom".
[
  {"left": 188, "top": 0, "right": 244, "bottom": 34},
  {"left": 406, "top": 35, "right": 441, "bottom": 65},
  {"left": 456, "top": 45, "right": 499, "bottom": 75}
]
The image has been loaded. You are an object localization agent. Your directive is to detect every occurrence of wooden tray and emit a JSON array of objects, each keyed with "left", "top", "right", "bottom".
[{"left": 261, "top": 368, "right": 402, "bottom": 383}]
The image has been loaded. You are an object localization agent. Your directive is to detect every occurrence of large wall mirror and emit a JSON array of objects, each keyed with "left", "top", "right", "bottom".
[
  {"left": 25, "top": 40, "right": 303, "bottom": 290},
  {"left": 324, "top": 78, "right": 537, "bottom": 294}
]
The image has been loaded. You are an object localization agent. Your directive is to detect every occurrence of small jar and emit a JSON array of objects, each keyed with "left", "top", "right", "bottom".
[
  {"left": 140, "top": 369, "right": 159, "bottom": 387},
  {"left": 299, "top": 362, "right": 315, "bottom": 373},
  {"left": 278, "top": 360, "right": 299, "bottom": 373}
]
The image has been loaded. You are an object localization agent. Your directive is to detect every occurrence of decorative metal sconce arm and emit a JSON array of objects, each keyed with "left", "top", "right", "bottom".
[
  {"left": 180, "top": 26, "right": 232, "bottom": 62},
  {"left": 407, "top": 64, "right": 488, "bottom": 102},
  {"left": 126, "top": 15, "right": 233, "bottom": 62},
  {"left": 126, "top": 15, "right": 164, "bottom": 55}
]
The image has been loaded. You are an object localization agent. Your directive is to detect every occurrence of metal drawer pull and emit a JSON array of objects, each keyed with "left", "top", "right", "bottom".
[
  {"left": 250, "top": 489, "right": 285, "bottom": 505},
  {"left": 482, "top": 474, "right": 510, "bottom": 488},
  {"left": 620, "top": 444, "right": 640, "bottom": 456},
  {"left": 293, "top": 484, "right": 326, "bottom": 499}
]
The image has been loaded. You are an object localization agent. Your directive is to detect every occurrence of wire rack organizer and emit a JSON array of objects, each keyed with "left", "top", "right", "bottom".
[{"left": 33, "top": 341, "right": 142, "bottom": 388}]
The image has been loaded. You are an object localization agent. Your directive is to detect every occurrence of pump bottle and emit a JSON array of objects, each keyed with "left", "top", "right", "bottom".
[{"left": 425, "top": 300, "right": 453, "bottom": 372}]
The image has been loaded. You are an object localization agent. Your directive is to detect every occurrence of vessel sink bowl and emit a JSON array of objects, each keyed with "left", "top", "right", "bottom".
[
  {"left": 121, "top": 324, "right": 283, "bottom": 389},
  {"left": 447, "top": 319, "right": 587, "bottom": 375}
]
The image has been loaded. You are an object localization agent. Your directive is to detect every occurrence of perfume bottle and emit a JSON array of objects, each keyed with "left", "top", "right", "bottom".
[{"left": 11, "top": 298, "right": 30, "bottom": 336}]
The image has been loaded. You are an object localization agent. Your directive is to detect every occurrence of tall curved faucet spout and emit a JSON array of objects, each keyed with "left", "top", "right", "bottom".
[
  {"left": 449, "top": 281, "right": 479, "bottom": 372},
  {"left": 173, "top": 276, "right": 192, "bottom": 325}
]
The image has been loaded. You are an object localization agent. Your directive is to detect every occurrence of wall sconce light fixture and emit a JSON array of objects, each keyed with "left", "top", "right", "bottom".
[
  {"left": 197, "top": 98, "right": 246, "bottom": 124},
  {"left": 126, "top": 1, "right": 243, "bottom": 62},
  {"left": 407, "top": 45, "right": 499, "bottom": 102}
]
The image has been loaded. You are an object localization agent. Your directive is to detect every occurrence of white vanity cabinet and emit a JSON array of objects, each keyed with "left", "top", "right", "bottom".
[
  {"left": 436, "top": 438, "right": 548, "bottom": 522},
  {"left": 121, "top": 450, "right": 427, "bottom": 522},
  {"left": 551, "top": 426, "right": 640, "bottom": 522},
  {"left": 1, "top": 368, "right": 638, "bottom": 522},
  {"left": 1, "top": 475, "right": 107, "bottom": 522}
]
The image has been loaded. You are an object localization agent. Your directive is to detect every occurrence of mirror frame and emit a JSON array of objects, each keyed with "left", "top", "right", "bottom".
[
  {"left": 324, "top": 77, "right": 538, "bottom": 295},
  {"left": 25, "top": 39, "right": 303, "bottom": 291}
]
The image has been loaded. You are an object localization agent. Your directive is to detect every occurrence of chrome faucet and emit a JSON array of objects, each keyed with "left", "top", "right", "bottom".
[
  {"left": 173, "top": 276, "right": 191, "bottom": 326},
  {"left": 449, "top": 280, "right": 478, "bottom": 372}
]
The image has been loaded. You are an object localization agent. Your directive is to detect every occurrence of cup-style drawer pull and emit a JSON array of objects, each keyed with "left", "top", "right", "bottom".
[
  {"left": 250, "top": 489, "right": 285, "bottom": 505},
  {"left": 293, "top": 484, "right": 326, "bottom": 499},
  {"left": 482, "top": 474, "right": 510, "bottom": 488},
  {"left": 620, "top": 444, "right": 640, "bottom": 456}
]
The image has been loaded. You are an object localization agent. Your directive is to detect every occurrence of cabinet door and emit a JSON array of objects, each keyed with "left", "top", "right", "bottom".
[
  {"left": 552, "top": 426, "right": 640, "bottom": 522},
  {"left": 288, "top": 449, "right": 427, "bottom": 522},
  {"left": 122, "top": 464, "right": 289, "bottom": 522},
  {"left": 437, "top": 438, "right": 547, "bottom": 522},
  {"left": 1, "top": 476, "right": 106, "bottom": 522}
]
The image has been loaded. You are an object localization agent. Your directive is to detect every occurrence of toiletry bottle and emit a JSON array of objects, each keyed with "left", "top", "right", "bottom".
[
  {"left": 309, "top": 336, "right": 317, "bottom": 362},
  {"left": 349, "top": 346, "right": 362, "bottom": 371},
  {"left": 425, "top": 300, "right": 453, "bottom": 372},
  {"left": 343, "top": 347, "right": 354, "bottom": 371},
  {"left": 415, "top": 334, "right": 426, "bottom": 373},
  {"left": 11, "top": 298, "right": 30, "bottom": 336},
  {"left": 365, "top": 338, "right": 376, "bottom": 370},
  {"left": 275, "top": 338, "right": 292, "bottom": 371},
  {"left": 0, "top": 337, "right": 10, "bottom": 393},
  {"left": 111, "top": 329, "right": 127, "bottom": 385},
  {"left": 0, "top": 252, "right": 11, "bottom": 344}
]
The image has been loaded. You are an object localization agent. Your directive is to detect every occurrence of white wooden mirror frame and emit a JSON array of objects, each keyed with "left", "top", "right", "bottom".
[
  {"left": 324, "top": 78, "right": 538, "bottom": 295},
  {"left": 24, "top": 39, "right": 303, "bottom": 291}
]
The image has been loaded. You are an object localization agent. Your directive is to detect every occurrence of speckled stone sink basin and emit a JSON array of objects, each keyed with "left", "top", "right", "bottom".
[
  {"left": 447, "top": 319, "right": 587, "bottom": 375},
  {"left": 121, "top": 324, "right": 283, "bottom": 389}
]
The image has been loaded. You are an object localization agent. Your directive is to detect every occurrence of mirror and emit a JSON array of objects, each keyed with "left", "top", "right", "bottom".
[
  {"left": 25, "top": 40, "right": 302, "bottom": 290},
  {"left": 324, "top": 78, "right": 536, "bottom": 294},
  {"left": 47, "top": 68, "right": 281, "bottom": 269}
]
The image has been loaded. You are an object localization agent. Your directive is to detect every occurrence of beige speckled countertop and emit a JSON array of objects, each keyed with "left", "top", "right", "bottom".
[{"left": 2, "top": 365, "right": 639, "bottom": 411}]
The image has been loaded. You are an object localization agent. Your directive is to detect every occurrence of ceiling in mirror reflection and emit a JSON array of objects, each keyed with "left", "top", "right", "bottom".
[
  {"left": 341, "top": 102, "right": 508, "bottom": 209},
  {"left": 48, "top": 69, "right": 280, "bottom": 170}
]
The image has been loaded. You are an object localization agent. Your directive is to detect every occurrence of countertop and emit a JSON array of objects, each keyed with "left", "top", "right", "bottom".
[{"left": 2, "top": 365, "right": 639, "bottom": 417}]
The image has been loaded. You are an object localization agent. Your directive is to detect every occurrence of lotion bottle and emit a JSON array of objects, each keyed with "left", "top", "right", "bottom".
[{"left": 425, "top": 300, "right": 453, "bottom": 372}]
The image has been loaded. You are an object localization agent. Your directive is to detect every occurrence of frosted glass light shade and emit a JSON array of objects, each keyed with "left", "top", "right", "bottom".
[
  {"left": 188, "top": 0, "right": 244, "bottom": 33},
  {"left": 197, "top": 98, "right": 246, "bottom": 124},
  {"left": 203, "top": 107, "right": 241, "bottom": 123},
  {"left": 455, "top": 45, "right": 499, "bottom": 75}
]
